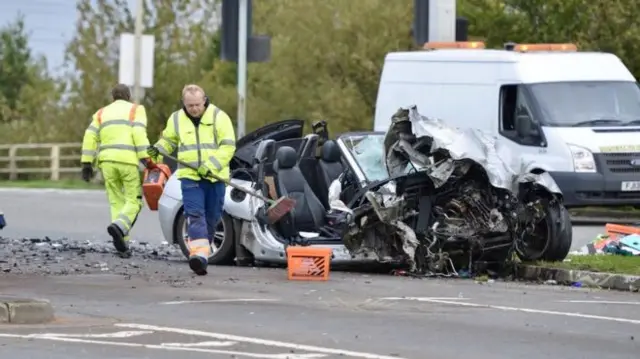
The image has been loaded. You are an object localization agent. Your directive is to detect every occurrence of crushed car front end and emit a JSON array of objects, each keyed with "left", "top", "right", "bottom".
[{"left": 340, "top": 106, "right": 572, "bottom": 276}]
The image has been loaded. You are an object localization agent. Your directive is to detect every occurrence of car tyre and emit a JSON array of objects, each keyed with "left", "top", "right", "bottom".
[
  {"left": 542, "top": 204, "right": 572, "bottom": 262},
  {"left": 516, "top": 201, "right": 572, "bottom": 262},
  {"left": 174, "top": 211, "right": 236, "bottom": 265}
]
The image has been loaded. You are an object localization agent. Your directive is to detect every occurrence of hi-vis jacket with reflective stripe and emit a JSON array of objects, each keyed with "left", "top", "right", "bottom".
[
  {"left": 155, "top": 104, "right": 236, "bottom": 182},
  {"left": 81, "top": 100, "right": 150, "bottom": 167}
]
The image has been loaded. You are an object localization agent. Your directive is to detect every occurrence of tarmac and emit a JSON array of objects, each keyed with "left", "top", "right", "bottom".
[
  {"left": 0, "top": 188, "right": 638, "bottom": 359},
  {"left": 1, "top": 268, "right": 639, "bottom": 359}
]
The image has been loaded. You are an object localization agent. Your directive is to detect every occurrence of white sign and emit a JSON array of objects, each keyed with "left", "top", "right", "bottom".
[
  {"left": 428, "top": 0, "right": 456, "bottom": 42},
  {"left": 118, "top": 33, "right": 155, "bottom": 88}
]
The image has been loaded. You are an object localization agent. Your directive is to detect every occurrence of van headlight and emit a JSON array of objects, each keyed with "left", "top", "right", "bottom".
[{"left": 568, "top": 144, "right": 596, "bottom": 173}]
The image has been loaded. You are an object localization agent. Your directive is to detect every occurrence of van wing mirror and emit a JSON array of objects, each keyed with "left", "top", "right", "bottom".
[{"left": 515, "top": 114, "right": 539, "bottom": 138}]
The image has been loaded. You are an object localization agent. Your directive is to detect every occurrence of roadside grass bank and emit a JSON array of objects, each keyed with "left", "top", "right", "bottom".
[
  {"left": 570, "top": 206, "right": 640, "bottom": 219},
  {"left": 536, "top": 255, "right": 640, "bottom": 276},
  {"left": 0, "top": 180, "right": 103, "bottom": 190},
  {"left": 516, "top": 254, "right": 640, "bottom": 292}
]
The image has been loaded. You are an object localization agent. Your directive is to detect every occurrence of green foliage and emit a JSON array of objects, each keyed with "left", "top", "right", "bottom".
[
  {"left": 6, "top": 0, "right": 640, "bottom": 145},
  {"left": 60, "top": 0, "right": 234, "bottom": 143},
  {"left": 0, "top": 14, "right": 63, "bottom": 143},
  {"left": 246, "top": 0, "right": 414, "bottom": 133},
  {"left": 0, "top": 15, "right": 31, "bottom": 111}
]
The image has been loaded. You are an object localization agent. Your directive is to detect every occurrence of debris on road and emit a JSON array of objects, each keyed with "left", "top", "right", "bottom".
[
  {"left": 0, "top": 236, "right": 183, "bottom": 276},
  {"left": 571, "top": 223, "right": 640, "bottom": 256}
]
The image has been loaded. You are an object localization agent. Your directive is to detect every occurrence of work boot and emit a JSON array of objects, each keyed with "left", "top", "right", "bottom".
[
  {"left": 188, "top": 255, "right": 208, "bottom": 276},
  {"left": 107, "top": 224, "right": 129, "bottom": 254}
]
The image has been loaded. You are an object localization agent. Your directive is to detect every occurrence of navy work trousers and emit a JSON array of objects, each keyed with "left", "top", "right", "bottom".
[{"left": 180, "top": 178, "right": 226, "bottom": 243}]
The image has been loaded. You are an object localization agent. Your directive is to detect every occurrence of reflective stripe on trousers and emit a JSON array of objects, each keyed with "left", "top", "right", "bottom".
[{"left": 188, "top": 238, "right": 211, "bottom": 259}]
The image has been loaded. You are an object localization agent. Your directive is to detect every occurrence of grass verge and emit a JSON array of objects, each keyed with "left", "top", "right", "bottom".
[
  {"left": 536, "top": 254, "right": 640, "bottom": 276},
  {"left": 0, "top": 180, "right": 104, "bottom": 190},
  {"left": 571, "top": 206, "right": 640, "bottom": 213}
]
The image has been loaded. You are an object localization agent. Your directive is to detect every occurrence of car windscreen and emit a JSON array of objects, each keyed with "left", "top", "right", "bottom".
[
  {"left": 341, "top": 134, "right": 390, "bottom": 183},
  {"left": 528, "top": 81, "right": 640, "bottom": 127}
]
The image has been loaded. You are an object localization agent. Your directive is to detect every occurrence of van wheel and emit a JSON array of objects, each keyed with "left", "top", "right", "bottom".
[{"left": 174, "top": 211, "right": 236, "bottom": 265}]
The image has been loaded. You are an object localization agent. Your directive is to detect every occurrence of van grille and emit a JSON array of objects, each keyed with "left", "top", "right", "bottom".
[{"left": 597, "top": 152, "right": 640, "bottom": 173}]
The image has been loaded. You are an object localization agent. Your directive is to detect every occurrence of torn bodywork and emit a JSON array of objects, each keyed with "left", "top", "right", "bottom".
[{"left": 343, "top": 106, "right": 572, "bottom": 276}]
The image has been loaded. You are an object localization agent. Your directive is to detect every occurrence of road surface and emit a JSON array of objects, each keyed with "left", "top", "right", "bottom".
[
  {"left": 1, "top": 267, "right": 639, "bottom": 359},
  {"left": 0, "top": 188, "right": 637, "bottom": 359}
]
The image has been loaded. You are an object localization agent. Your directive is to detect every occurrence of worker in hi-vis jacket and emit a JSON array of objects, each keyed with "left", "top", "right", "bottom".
[{"left": 80, "top": 84, "right": 157, "bottom": 256}]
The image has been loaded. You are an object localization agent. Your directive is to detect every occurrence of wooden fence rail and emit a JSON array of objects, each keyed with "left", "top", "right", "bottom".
[{"left": 0, "top": 143, "right": 84, "bottom": 181}]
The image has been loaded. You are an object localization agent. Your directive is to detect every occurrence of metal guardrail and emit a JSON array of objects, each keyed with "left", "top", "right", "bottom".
[{"left": 0, "top": 143, "right": 83, "bottom": 181}]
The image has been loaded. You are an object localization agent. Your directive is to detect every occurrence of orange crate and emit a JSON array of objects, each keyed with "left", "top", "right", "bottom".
[
  {"left": 605, "top": 223, "right": 640, "bottom": 241},
  {"left": 286, "top": 246, "right": 332, "bottom": 281}
]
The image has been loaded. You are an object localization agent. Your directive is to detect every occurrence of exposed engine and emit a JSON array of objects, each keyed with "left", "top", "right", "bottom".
[{"left": 342, "top": 106, "right": 571, "bottom": 277}]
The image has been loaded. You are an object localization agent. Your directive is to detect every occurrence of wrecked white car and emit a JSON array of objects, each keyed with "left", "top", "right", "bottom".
[
  {"left": 335, "top": 106, "right": 572, "bottom": 275},
  {"left": 160, "top": 109, "right": 571, "bottom": 276}
]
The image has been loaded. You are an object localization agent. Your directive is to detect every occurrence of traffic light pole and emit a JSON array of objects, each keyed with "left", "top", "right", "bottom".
[
  {"left": 236, "top": 0, "right": 248, "bottom": 138},
  {"left": 133, "top": 0, "right": 144, "bottom": 104}
]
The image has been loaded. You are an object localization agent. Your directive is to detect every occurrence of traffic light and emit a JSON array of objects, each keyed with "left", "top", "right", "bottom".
[{"left": 220, "top": 0, "right": 270, "bottom": 63}]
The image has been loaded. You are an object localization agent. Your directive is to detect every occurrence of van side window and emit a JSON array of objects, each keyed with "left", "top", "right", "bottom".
[{"left": 500, "top": 84, "right": 539, "bottom": 146}]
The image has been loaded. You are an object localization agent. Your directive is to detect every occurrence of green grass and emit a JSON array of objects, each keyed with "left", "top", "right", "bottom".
[
  {"left": 537, "top": 254, "right": 640, "bottom": 276},
  {"left": 0, "top": 179, "right": 104, "bottom": 190},
  {"left": 573, "top": 206, "right": 640, "bottom": 213}
]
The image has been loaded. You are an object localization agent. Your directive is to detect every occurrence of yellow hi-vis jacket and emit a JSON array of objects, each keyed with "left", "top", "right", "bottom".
[
  {"left": 80, "top": 100, "right": 151, "bottom": 166},
  {"left": 154, "top": 104, "right": 236, "bottom": 182}
]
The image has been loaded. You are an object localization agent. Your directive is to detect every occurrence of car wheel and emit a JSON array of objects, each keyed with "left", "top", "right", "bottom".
[
  {"left": 542, "top": 205, "right": 572, "bottom": 262},
  {"left": 174, "top": 211, "right": 236, "bottom": 265},
  {"left": 516, "top": 201, "right": 572, "bottom": 262}
]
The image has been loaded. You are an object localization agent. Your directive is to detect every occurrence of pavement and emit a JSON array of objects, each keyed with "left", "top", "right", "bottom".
[{"left": 0, "top": 188, "right": 638, "bottom": 359}]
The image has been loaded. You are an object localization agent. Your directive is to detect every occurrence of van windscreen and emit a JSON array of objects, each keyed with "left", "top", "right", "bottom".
[{"left": 528, "top": 81, "right": 640, "bottom": 127}]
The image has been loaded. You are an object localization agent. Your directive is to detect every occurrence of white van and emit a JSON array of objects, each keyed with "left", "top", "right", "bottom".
[{"left": 373, "top": 41, "right": 640, "bottom": 208}]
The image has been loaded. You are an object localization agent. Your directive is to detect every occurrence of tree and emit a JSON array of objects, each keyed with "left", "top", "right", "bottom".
[
  {"left": 54, "top": 0, "right": 640, "bottom": 143},
  {"left": 60, "top": 0, "right": 235, "bottom": 143},
  {"left": 0, "top": 14, "right": 63, "bottom": 143},
  {"left": 0, "top": 15, "right": 33, "bottom": 115},
  {"left": 246, "top": 0, "right": 414, "bottom": 134}
]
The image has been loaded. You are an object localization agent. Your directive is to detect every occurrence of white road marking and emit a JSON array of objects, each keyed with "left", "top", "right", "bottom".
[
  {"left": 159, "top": 298, "right": 279, "bottom": 305},
  {"left": 38, "top": 330, "right": 153, "bottom": 338},
  {"left": 383, "top": 297, "right": 640, "bottom": 325},
  {"left": 558, "top": 300, "right": 640, "bottom": 305},
  {"left": 0, "top": 333, "right": 326, "bottom": 359},
  {"left": 160, "top": 340, "right": 237, "bottom": 347},
  {"left": 380, "top": 297, "right": 469, "bottom": 301},
  {"left": 116, "top": 323, "right": 408, "bottom": 359}
]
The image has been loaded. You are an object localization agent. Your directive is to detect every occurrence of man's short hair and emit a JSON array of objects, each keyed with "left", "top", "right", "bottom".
[
  {"left": 182, "top": 84, "right": 205, "bottom": 98},
  {"left": 112, "top": 84, "right": 131, "bottom": 101}
]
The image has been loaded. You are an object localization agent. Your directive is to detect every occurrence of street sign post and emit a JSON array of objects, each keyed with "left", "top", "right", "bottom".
[{"left": 118, "top": 33, "right": 155, "bottom": 102}]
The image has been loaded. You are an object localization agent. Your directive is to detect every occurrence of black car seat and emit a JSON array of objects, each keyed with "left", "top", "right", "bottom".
[
  {"left": 273, "top": 146, "right": 326, "bottom": 234},
  {"left": 316, "top": 140, "right": 344, "bottom": 208}
]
